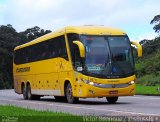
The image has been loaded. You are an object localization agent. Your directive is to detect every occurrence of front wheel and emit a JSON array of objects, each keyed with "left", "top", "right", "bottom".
[
  {"left": 65, "top": 83, "right": 78, "bottom": 104},
  {"left": 106, "top": 97, "right": 118, "bottom": 104}
]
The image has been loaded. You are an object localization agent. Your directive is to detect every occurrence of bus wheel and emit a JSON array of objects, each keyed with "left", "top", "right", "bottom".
[
  {"left": 66, "top": 83, "right": 78, "bottom": 104},
  {"left": 27, "top": 84, "right": 40, "bottom": 100},
  {"left": 22, "top": 84, "right": 27, "bottom": 100},
  {"left": 106, "top": 97, "right": 118, "bottom": 104},
  {"left": 26, "top": 84, "right": 32, "bottom": 100}
]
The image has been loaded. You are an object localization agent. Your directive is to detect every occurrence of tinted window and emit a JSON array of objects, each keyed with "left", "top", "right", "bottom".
[
  {"left": 14, "top": 35, "right": 68, "bottom": 65},
  {"left": 67, "top": 33, "right": 80, "bottom": 67}
]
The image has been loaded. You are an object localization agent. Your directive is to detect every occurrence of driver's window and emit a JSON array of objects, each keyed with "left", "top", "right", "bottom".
[
  {"left": 74, "top": 45, "right": 82, "bottom": 69},
  {"left": 67, "top": 33, "right": 82, "bottom": 70}
]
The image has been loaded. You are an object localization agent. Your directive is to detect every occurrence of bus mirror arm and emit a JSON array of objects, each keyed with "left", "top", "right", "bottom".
[
  {"left": 73, "top": 41, "right": 85, "bottom": 58},
  {"left": 131, "top": 41, "right": 142, "bottom": 58}
]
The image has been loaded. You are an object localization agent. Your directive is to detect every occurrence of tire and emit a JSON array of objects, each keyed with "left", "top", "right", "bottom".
[
  {"left": 26, "top": 84, "right": 32, "bottom": 100},
  {"left": 22, "top": 84, "right": 27, "bottom": 100},
  {"left": 65, "top": 83, "right": 78, "bottom": 104},
  {"left": 26, "top": 84, "right": 40, "bottom": 100},
  {"left": 54, "top": 96, "right": 66, "bottom": 101},
  {"left": 106, "top": 97, "right": 118, "bottom": 104}
]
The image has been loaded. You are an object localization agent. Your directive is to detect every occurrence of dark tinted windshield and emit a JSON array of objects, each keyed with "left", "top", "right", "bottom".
[{"left": 81, "top": 35, "right": 134, "bottom": 78}]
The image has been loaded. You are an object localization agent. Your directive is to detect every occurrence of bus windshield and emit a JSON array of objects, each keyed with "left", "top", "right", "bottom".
[{"left": 80, "top": 35, "right": 134, "bottom": 78}]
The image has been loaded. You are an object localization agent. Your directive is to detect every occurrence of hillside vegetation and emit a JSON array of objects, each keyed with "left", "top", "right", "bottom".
[
  {"left": 0, "top": 25, "right": 51, "bottom": 89},
  {"left": 136, "top": 37, "right": 160, "bottom": 86},
  {"left": 135, "top": 14, "right": 160, "bottom": 90}
]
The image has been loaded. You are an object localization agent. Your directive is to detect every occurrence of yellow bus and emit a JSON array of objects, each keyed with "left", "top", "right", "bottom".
[{"left": 13, "top": 26, "right": 142, "bottom": 104}]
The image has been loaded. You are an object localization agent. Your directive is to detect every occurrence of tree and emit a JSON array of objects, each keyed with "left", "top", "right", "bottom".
[
  {"left": 150, "top": 15, "right": 160, "bottom": 34},
  {"left": 0, "top": 24, "right": 52, "bottom": 89},
  {"left": 19, "top": 26, "right": 51, "bottom": 44},
  {"left": 0, "top": 24, "right": 20, "bottom": 89}
]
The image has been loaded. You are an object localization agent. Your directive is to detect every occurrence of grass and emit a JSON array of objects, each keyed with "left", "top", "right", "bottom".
[
  {"left": 135, "top": 74, "right": 160, "bottom": 95},
  {"left": 0, "top": 105, "right": 83, "bottom": 122},
  {"left": 0, "top": 105, "right": 113, "bottom": 122},
  {"left": 136, "top": 84, "right": 160, "bottom": 95}
]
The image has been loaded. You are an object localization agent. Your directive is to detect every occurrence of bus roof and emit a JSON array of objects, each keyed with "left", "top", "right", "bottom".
[{"left": 14, "top": 26, "right": 126, "bottom": 51}]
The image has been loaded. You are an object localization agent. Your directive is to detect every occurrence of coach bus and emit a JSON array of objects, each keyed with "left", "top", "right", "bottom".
[{"left": 13, "top": 26, "right": 142, "bottom": 104}]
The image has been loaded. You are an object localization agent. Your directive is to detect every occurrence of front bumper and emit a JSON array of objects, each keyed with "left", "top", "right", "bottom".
[{"left": 75, "top": 83, "right": 135, "bottom": 98}]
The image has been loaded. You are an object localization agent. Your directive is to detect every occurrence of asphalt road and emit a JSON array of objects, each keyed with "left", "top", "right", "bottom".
[{"left": 0, "top": 89, "right": 160, "bottom": 117}]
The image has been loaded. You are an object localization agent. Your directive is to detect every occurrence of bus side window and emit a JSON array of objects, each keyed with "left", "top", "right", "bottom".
[{"left": 58, "top": 35, "right": 68, "bottom": 60}]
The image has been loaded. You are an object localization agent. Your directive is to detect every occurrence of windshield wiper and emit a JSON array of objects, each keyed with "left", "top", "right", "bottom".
[{"left": 104, "top": 54, "right": 110, "bottom": 68}]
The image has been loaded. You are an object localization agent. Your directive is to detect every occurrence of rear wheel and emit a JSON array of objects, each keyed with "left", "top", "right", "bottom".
[
  {"left": 27, "top": 84, "right": 40, "bottom": 100},
  {"left": 22, "top": 84, "right": 27, "bottom": 100},
  {"left": 106, "top": 97, "right": 118, "bottom": 104},
  {"left": 27, "top": 84, "right": 32, "bottom": 100},
  {"left": 65, "top": 83, "right": 78, "bottom": 104}
]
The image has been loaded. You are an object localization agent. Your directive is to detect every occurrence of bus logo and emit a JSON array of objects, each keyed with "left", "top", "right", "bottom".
[{"left": 16, "top": 67, "right": 30, "bottom": 73}]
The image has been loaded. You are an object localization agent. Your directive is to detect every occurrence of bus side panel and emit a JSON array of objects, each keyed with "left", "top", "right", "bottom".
[
  {"left": 58, "top": 58, "right": 74, "bottom": 96},
  {"left": 13, "top": 74, "right": 22, "bottom": 94},
  {"left": 13, "top": 74, "right": 34, "bottom": 94},
  {"left": 32, "top": 73, "right": 60, "bottom": 96},
  {"left": 13, "top": 58, "right": 60, "bottom": 95},
  {"left": 29, "top": 58, "right": 60, "bottom": 96}
]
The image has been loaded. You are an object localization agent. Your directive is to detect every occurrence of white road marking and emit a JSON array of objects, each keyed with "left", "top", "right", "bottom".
[{"left": 0, "top": 99, "right": 159, "bottom": 116}]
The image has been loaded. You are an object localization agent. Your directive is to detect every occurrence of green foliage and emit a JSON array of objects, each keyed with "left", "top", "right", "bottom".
[
  {"left": 136, "top": 84, "right": 160, "bottom": 95},
  {"left": 0, "top": 25, "right": 51, "bottom": 89},
  {"left": 136, "top": 48, "right": 160, "bottom": 77},
  {"left": 0, "top": 105, "right": 83, "bottom": 122},
  {"left": 136, "top": 74, "right": 160, "bottom": 85},
  {"left": 150, "top": 14, "right": 160, "bottom": 34},
  {"left": 139, "top": 37, "right": 160, "bottom": 57},
  {"left": 19, "top": 26, "right": 51, "bottom": 44},
  {"left": 0, "top": 24, "right": 20, "bottom": 89},
  {"left": 135, "top": 48, "right": 160, "bottom": 87},
  {"left": 136, "top": 14, "right": 160, "bottom": 87},
  {"left": 0, "top": 105, "right": 69, "bottom": 116}
]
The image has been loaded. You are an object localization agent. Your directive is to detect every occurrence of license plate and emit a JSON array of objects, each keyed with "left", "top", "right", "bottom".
[{"left": 109, "top": 90, "right": 118, "bottom": 94}]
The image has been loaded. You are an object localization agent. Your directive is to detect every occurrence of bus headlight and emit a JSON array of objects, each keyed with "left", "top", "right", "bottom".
[
  {"left": 81, "top": 79, "right": 90, "bottom": 84},
  {"left": 81, "top": 79, "right": 99, "bottom": 86},
  {"left": 128, "top": 80, "right": 135, "bottom": 85},
  {"left": 81, "top": 79, "right": 94, "bottom": 85},
  {"left": 89, "top": 82, "right": 94, "bottom": 85}
]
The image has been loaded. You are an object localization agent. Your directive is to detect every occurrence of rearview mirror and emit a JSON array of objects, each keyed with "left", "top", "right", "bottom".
[
  {"left": 73, "top": 41, "right": 85, "bottom": 58},
  {"left": 131, "top": 41, "right": 142, "bottom": 58}
]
